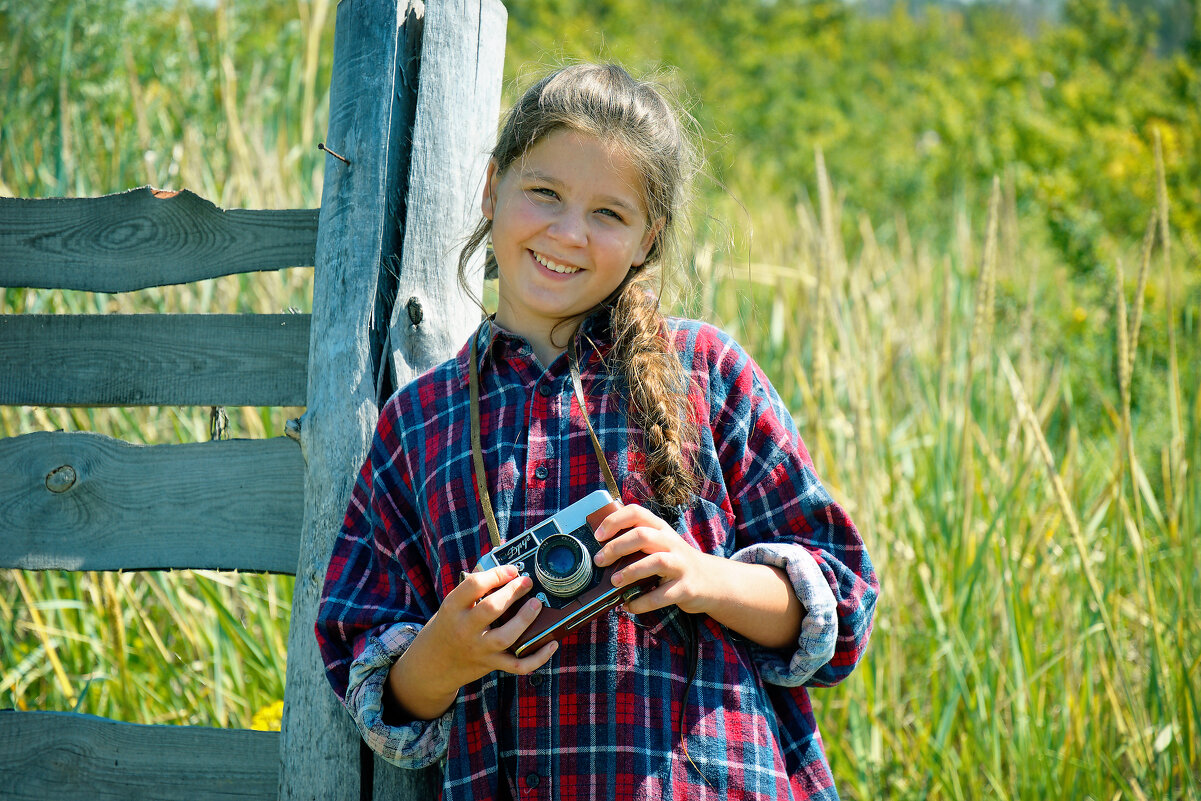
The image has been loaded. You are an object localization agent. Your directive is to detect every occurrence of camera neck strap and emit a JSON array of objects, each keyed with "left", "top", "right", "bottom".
[{"left": 469, "top": 327, "right": 620, "bottom": 549}]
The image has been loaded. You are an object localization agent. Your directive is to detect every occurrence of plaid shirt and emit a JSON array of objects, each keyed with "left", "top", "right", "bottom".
[{"left": 316, "top": 313, "right": 877, "bottom": 800}]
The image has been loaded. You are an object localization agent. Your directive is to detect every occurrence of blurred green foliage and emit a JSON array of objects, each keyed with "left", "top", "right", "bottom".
[
  {"left": 0, "top": 0, "right": 332, "bottom": 208},
  {"left": 3, "top": 0, "right": 1197, "bottom": 276},
  {"left": 506, "top": 0, "right": 1200, "bottom": 273}
]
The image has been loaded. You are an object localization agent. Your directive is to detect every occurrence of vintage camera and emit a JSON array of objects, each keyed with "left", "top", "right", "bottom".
[{"left": 473, "top": 489, "right": 655, "bottom": 657}]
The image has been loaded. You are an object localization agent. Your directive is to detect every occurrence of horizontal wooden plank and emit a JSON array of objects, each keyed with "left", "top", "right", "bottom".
[
  {"left": 0, "top": 313, "right": 309, "bottom": 407},
  {"left": 0, "top": 711, "right": 278, "bottom": 801},
  {"left": 0, "top": 431, "right": 302, "bottom": 573},
  {"left": 0, "top": 187, "right": 318, "bottom": 292}
]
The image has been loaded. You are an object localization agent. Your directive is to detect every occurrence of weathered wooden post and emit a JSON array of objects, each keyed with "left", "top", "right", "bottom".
[{"left": 279, "top": 1, "right": 506, "bottom": 800}]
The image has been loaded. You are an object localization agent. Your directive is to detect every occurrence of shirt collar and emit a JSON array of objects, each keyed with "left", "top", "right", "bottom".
[{"left": 455, "top": 308, "right": 615, "bottom": 387}]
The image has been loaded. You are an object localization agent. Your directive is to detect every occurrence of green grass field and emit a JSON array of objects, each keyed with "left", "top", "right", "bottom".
[{"left": 2, "top": 2, "right": 1198, "bottom": 799}]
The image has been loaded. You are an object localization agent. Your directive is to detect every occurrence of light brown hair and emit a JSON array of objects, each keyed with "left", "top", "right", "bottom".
[{"left": 458, "top": 63, "right": 700, "bottom": 507}]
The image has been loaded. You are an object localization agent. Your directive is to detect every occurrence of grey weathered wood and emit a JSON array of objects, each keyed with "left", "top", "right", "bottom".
[
  {"left": 281, "top": 0, "right": 507, "bottom": 796},
  {"left": 370, "top": 0, "right": 504, "bottom": 795},
  {"left": 0, "top": 711, "right": 278, "bottom": 801},
  {"left": 279, "top": 2, "right": 424, "bottom": 799},
  {"left": 386, "top": 0, "right": 506, "bottom": 389},
  {"left": 0, "top": 187, "right": 318, "bottom": 293},
  {"left": 0, "top": 313, "right": 309, "bottom": 407},
  {"left": 0, "top": 431, "right": 302, "bottom": 573}
]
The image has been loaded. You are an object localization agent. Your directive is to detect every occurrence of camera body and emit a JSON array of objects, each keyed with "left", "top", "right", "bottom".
[{"left": 473, "top": 489, "right": 654, "bottom": 657}]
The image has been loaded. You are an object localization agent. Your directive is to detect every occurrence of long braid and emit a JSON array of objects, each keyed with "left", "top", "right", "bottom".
[{"left": 609, "top": 277, "right": 698, "bottom": 508}]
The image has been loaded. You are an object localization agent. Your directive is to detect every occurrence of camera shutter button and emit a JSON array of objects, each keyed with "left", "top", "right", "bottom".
[{"left": 534, "top": 465, "right": 548, "bottom": 480}]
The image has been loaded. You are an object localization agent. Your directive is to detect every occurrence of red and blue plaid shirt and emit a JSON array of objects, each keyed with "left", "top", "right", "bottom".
[{"left": 316, "top": 313, "right": 878, "bottom": 800}]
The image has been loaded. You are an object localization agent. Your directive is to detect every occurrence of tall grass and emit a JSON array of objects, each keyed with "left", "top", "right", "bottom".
[
  {"left": 1, "top": 0, "right": 331, "bottom": 731},
  {"left": 690, "top": 149, "right": 1199, "bottom": 799},
  {"left": 3, "top": 3, "right": 1199, "bottom": 798}
]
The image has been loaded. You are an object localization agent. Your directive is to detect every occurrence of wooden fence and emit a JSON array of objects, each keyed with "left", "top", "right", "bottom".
[{"left": 0, "top": 1, "right": 506, "bottom": 798}]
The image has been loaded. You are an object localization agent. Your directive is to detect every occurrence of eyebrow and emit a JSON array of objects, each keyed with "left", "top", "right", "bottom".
[{"left": 522, "top": 169, "right": 641, "bottom": 215}]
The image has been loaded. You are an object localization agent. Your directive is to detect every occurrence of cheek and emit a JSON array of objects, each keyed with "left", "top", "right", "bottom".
[
  {"left": 596, "top": 230, "right": 645, "bottom": 266},
  {"left": 490, "top": 213, "right": 527, "bottom": 256},
  {"left": 493, "top": 196, "right": 539, "bottom": 235}
]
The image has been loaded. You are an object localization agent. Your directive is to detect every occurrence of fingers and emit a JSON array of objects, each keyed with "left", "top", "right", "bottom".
[
  {"left": 486, "top": 594, "right": 544, "bottom": 645},
  {"left": 592, "top": 503, "right": 670, "bottom": 543},
  {"left": 451, "top": 564, "right": 519, "bottom": 605},
  {"left": 423, "top": 564, "right": 564, "bottom": 687},
  {"left": 620, "top": 583, "right": 675, "bottom": 616},
  {"left": 608, "top": 548, "right": 719, "bottom": 617},
  {"left": 607, "top": 549, "right": 674, "bottom": 588},
  {"left": 593, "top": 525, "right": 674, "bottom": 569},
  {"left": 470, "top": 573, "right": 535, "bottom": 624},
  {"left": 481, "top": 599, "right": 560, "bottom": 674},
  {"left": 505, "top": 640, "right": 559, "bottom": 675}
]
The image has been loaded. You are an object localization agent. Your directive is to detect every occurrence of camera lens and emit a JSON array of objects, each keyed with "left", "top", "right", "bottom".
[{"left": 534, "top": 533, "right": 593, "bottom": 597}]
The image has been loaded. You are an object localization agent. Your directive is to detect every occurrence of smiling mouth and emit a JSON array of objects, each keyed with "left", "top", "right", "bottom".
[{"left": 532, "top": 251, "right": 581, "bottom": 275}]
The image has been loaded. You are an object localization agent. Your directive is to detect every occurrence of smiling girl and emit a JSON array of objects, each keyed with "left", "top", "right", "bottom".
[{"left": 316, "top": 63, "right": 878, "bottom": 800}]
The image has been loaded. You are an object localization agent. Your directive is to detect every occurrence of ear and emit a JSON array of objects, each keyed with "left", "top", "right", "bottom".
[
  {"left": 481, "top": 159, "right": 500, "bottom": 220},
  {"left": 631, "top": 217, "right": 665, "bottom": 268}
]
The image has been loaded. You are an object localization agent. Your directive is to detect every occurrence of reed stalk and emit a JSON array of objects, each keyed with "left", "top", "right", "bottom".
[{"left": 1154, "top": 130, "right": 1184, "bottom": 541}]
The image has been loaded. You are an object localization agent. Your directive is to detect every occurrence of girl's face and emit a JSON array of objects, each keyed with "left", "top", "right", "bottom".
[{"left": 482, "top": 128, "right": 660, "bottom": 351}]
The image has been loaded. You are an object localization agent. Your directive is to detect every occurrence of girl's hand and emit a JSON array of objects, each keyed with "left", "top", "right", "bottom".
[
  {"left": 430, "top": 564, "right": 559, "bottom": 682},
  {"left": 592, "top": 504, "right": 722, "bottom": 617},
  {"left": 386, "top": 565, "right": 557, "bottom": 721},
  {"left": 592, "top": 503, "right": 806, "bottom": 650}
]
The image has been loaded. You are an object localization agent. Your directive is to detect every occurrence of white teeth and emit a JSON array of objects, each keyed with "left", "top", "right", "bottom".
[{"left": 533, "top": 252, "right": 580, "bottom": 274}]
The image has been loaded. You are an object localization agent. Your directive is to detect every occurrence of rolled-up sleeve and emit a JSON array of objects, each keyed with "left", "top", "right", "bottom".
[
  {"left": 704, "top": 325, "right": 879, "bottom": 688},
  {"left": 343, "top": 622, "right": 452, "bottom": 768},
  {"left": 729, "top": 541, "right": 838, "bottom": 686},
  {"left": 315, "top": 394, "right": 450, "bottom": 768}
]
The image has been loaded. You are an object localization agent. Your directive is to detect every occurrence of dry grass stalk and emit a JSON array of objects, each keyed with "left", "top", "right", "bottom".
[
  {"left": 12, "top": 571, "right": 76, "bottom": 706},
  {"left": 969, "top": 177, "right": 1001, "bottom": 363},
  {"left": 938, "top": 255, "right": 953, "bottom": 411},
  {"left": 812, "top": 147, "right": 834, "bottom": 405},
  {"left": 999, "top": 357, "right": 1105, "bottom": 625},
  {"left": 1000, "top": 354, "right": 1154, "bottom": 776},
  {"left": 1116, "top": 258, "right": 1132, "bottom": 416},
  {"left": 216, "top": 0, "right": 255, "bottom": 205},
  {"left": 1154, "top": 128, "right": 1184, "bottom": 540},
  {"left": 1021, "top": 266, "right": 1037, "bottom": 397},
  {"left": 1117, "top": 247, "right": 1180, "bottom": 775},
  {"left": 958, "top": 178, "right": 1001, "bottom": 543},
  {"left": 300, "top": 0, "right": 332, "bottom": 150},
  {"left": 848, "top": 265, "right": 878, "bottom": 543},
  {"left": 1127, "top": 214, "right": 1156, "bottom": 380},
  {"left": 102, "top": 572, "right": 129, "bottom": 711}
]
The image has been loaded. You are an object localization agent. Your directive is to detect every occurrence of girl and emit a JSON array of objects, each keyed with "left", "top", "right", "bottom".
[{"left": 316, "top": 63, "right": 877, "bottom": 800}]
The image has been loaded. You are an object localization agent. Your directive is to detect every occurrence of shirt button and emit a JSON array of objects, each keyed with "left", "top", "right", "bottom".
[
  {"left": 528, "top": 673, "right": 543, "bottom": 687},
  {"left": 525, "top": 772, "right": 540, "bottom": 788},
  {"left": 538, "top": 384, "right": 552, "bottom": 397},
  {"left": 534, "top": 465, "right": 548, "bottom": 480}
]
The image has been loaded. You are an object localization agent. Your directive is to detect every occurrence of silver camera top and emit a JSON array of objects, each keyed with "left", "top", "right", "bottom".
[{"left": 474, "top": 489, "right": 613, "bottom": 573}]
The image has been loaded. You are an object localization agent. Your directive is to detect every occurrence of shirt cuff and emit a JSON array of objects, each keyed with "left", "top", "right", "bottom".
[
  {"left": 344, "top": 622, "right": 452, "bottom": 768},
  {"left": 728, "top": 542, "right": 838, "bottom": 686}
]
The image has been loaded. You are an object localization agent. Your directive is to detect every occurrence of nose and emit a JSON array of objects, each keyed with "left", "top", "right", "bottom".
[{"left": 547, "top": 210, "right": 588, "bottom": 246}]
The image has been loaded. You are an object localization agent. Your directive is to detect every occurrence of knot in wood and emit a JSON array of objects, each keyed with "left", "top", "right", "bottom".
[
  {"left": 406, "top": 296, "right": 424, "bottom": 327},
  {"left": 45, "top": 465, "right": 77, "bottom": 493}
]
